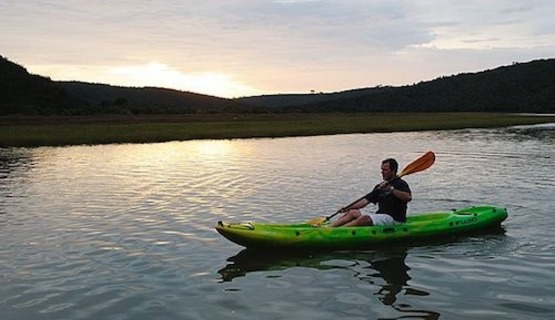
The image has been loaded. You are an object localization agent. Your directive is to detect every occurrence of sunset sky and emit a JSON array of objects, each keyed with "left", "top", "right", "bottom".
[{"left": 2, "top": 0, "right": 554, "bottom": 98}]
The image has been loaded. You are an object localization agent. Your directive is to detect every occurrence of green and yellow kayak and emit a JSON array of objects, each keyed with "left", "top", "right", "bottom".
[{"left": 215, "top": 205, "right": 508, "bottom": 250}]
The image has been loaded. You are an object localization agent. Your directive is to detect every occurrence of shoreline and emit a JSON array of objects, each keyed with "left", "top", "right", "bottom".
[{"left": 1, "top": 112, "right": 554, "bottom": 147}]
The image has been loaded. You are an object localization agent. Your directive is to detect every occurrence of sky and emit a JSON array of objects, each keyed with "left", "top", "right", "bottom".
[{"left": 2, "top": 0, "right": 554, "bottom": 98}]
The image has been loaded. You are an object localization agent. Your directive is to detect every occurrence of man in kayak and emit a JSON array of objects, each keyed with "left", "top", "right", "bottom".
[{"left": 330, "top": 158, "right": 412, "bottom": 227}]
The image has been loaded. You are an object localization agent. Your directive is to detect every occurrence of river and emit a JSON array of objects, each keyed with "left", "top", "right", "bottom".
[{"left": 1, "top": 124, "right": 554, "bottom": 319}]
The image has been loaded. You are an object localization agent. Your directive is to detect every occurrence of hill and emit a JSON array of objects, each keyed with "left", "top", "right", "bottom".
[
  {"left": 0, "top": 56, "right": 86, "bottom": 115},
  {"left": 0, "top": 56, "right": 250, "bottom": 115},
  {"left": 238, "top": 59, "right": 555, "bottom": 113},
  {"left": 58, "top": 82, "right": 252, "bottom": 114},
  {"left": 1, "top": 55, "right": 554, "bottom": 115}
]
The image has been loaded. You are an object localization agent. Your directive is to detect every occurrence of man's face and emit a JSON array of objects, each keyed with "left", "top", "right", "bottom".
[{"left": 381, "top": 162, "right": 395, "bottom": 180}]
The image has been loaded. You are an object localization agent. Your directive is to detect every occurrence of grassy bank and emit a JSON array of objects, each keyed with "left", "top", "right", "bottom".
[{"left": 1, "top": 112, "right": 554, "bottom": 147}]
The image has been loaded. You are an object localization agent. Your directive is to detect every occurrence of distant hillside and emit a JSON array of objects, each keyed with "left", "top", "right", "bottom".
[
  {"left": 0, "top": 56, "right": 86, "bottom": 115},
  {"left": 238, "top": 87, "right": 387, "bottom": 109},
  {"left": 59, "top": 82, "right": 251, "bottom": 114},
  {"left": 0, "top": 56, "right": 250, "bottom": 115},
  {"left": 238, "top": 59, "right": 555, "bottom": 113},
  {"left": 1, "top": 55, "right": 554, "bottom": 115}
]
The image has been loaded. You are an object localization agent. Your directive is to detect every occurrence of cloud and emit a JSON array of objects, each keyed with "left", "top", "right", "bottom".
[{"left": 411, "top": 1, "right": 555, "bottom": 49}]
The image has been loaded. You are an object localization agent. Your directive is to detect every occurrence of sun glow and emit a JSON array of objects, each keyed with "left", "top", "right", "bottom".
[
  {"left": 28, "top": 62, "right": 262, "bottom": 98},
  {"left": 109, "top": 63, "right": 260, "bottom": 98}
]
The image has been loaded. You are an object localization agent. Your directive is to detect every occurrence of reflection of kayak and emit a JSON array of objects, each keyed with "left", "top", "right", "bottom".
[
  {"left": 217, "top": 247, "right": 411, "bottom": 283},
  {"left": 215, "top": 205, "right": 508, "bottom": 250},
  {"left": 217, "top": 248, "right": 436, "bottom": 314}
]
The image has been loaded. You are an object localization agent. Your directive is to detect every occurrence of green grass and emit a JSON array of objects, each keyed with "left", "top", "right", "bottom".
[{"left": 1, "top": 112, "right": 554, "bottom": 147}]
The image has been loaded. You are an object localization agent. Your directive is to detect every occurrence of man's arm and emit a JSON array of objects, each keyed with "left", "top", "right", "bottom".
[
  {"left": 390, "top": 186, "right": 412, "bottom": 202},
  {"left": 343, "top": 197, "right": 370, "bottom": 211},
  {"left": 381, "top": 180, "right": 412, "bottom": 202}
]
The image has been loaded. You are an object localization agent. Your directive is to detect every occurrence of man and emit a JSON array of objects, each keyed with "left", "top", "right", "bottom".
[{"left": 330, "top": 158, "right": 412, "bottom": 227}]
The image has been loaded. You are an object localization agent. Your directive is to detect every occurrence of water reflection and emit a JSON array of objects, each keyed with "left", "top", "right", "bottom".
[
  {"left": 0, "top": 147, "right": 35, "bottom": 177},
  {"left": 506, "top": 123, "right": 555, "bottom": 141},
  {"left": 0, "top": 148, "right": 38, "bottom": 215},
  {"left": 218, "top": 248, "right": 440, "bottom": 319},
  {"left": 191, "top": 140, "right": 238, "bottom": 157}
]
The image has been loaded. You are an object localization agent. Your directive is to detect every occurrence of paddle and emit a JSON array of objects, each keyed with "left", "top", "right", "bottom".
[{"left": 308, "top": 151, "right": 436, "bottom": 225}]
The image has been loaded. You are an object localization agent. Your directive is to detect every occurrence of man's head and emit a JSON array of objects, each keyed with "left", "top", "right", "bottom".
[{"left": 381, "top": 158, "right": 399, "bottom": 180}]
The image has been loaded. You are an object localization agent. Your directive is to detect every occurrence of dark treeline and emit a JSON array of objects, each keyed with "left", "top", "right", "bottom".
[
  {"left": 0, "top": 56, "right": 253, "bottom": 116},
  {"left": 239, "top": 59, "right": 555, "bottom": 113},
  {"left": 0, "top": 56, "right": 86, "bottom": 115},
  {"left": 58, "top": 82, "right": 254, "bottom": 115},
  {"left": 1, "top": 55, "right": 554, "bottom": 116}
]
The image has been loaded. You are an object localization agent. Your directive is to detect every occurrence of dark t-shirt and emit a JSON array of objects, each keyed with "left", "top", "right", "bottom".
[{"left": 363, "top": 179, "right": 411, "bottom": 222}]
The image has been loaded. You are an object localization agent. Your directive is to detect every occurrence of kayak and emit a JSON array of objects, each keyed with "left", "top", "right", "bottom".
[{"left": 215, "top": 205, "right": 508, "bottom": 250}]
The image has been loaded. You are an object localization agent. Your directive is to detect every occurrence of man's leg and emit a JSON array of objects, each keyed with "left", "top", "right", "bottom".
[
  {"left": 329, "top": 209, "right": 362, "bottom": 227},
  {"left": 343, "top": 214, "right": 374, "bottom": 227}
]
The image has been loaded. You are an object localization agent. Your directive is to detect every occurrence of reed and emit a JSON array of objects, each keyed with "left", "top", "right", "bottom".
[{"left": 1, "top": 112, "right": 553, "bottom": 147}]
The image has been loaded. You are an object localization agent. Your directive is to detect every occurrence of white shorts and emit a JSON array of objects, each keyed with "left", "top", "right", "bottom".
[{"left": 361, "top": 208, "right": 399, "bottom": 226}]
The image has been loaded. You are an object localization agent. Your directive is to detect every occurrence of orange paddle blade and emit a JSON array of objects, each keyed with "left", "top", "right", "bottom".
[{"left": 398, "top": 151, "right": 435, "bottom": 177}]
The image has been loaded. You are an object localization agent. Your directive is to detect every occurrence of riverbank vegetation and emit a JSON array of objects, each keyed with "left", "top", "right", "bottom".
[{"left": 1, "top": 113, "right": 554, "bottom": 147}]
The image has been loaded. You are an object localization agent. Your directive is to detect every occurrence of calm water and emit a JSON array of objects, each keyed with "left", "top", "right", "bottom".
[{"left": 1, "top": 125, "right": 554, "bottom": 320}]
